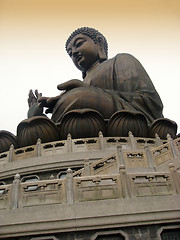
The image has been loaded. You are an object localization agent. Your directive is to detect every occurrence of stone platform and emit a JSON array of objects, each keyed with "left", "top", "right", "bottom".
[{"left": 0, "top": 133, "right": 180, "bottom": 239}]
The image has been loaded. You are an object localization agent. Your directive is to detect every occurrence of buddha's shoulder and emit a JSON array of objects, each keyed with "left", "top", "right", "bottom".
[
  {"left": 107, "top": 53, "right": 141, "bottom": 68},
  {"left": 100, "top": 53, "right": 138, "bottom": 68},
  {"left": 113, "top": 53, "right": 137, "bottom": 61}
]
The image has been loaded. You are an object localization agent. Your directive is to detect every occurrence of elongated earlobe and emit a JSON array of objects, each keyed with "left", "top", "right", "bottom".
[{"left": 97, "top": 36, "right": 107, "bottom": 62}]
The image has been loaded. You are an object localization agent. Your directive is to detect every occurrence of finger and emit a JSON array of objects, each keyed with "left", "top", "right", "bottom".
[
  {"left": 28, "top": 90, "right": 35, "bottom": 106},
  {"left": 28, "top": 89, "right": 34, "bottom": 98},
  {"left": 57, "top": 82, "right": 68, "bottom": 90},
  {"left": 57, "top": 79, "right": 83, "bottom": 91},
  {"left": 35, "top": 89, "right": 38, "bottom": 98},
  {"left": 46, "top": 95, "right": 60, "bottom": 106},
  {"left": 35, "top": 89, "right": 42, "bottom": 98},
  {"left": 28, "top": 97, "right": 31, "bottom": 106},
  {"left": 38, "top": 96, "right": 48, "bottom": 103},
  {"left": 38, "top": 97, "right": 49, "bottom": 107}
]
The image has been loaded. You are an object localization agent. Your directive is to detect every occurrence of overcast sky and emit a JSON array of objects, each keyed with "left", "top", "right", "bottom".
[{"left": 0, "top": 0, "right": 179, "bottom": 135}]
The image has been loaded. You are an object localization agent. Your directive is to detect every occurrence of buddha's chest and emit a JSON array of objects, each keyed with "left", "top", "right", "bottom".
[{"left": 84, "top": 61, "right": 114, "bottom": 90}]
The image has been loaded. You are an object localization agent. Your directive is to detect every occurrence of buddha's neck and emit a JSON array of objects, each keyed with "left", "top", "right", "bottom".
[
  {"left": 86, "top": 60, "right": 100, "bottom": 74},
  {"left": 83, "top": 61, "right": 100, "bottom": 84}
]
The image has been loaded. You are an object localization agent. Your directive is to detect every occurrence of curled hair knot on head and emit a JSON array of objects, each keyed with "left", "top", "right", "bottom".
[{"left": 65, "top": 27, "right": 108, "bottom": 57}]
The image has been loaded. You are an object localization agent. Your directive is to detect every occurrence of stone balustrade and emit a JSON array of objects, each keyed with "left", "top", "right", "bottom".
[
  {"left": 0, "top": 159, "right": 179, "bottom": 211},
  {"left": 0, "top": 133, "right": 174, "bottom": 164}
]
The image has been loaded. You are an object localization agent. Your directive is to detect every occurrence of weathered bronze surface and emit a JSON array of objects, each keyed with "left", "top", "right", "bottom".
[
  {"left": 0, "top": 130, "right": 17, "bottom": 153},
  {"left": 58, "top": 109, "right": 106, "bottom": 139},
  {"left": 24, "top": 27, "right": 176, "bottom": 142},
  {"left": 149, "top": 118, "right": 177, "bottom": 139},
  {"left": 17, "top": 116, "right": 59, "bottom": 147},
  {"left": 107, "top": 110, "right": 148, "bottom": 137}
]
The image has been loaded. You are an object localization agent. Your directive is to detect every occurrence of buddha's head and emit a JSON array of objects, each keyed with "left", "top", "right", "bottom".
[{"left": 65, "top": 27, "right": 108, "bottom": 75}]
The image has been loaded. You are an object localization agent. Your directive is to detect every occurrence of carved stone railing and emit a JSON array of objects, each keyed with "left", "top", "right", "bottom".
[
  {"left": 0, "top": 160, "right": 179, "bottom": 211},
  {"left": 128, "top": 173, "right": 174, "bottom": 197},
  {"left": 90, "top": 154, "right": 118, "bottom": 175},
  {"left": 73, "top": 175, "right": 122, "bottom": 202},
  {"left": 174, "top": 137, "right": 180, "bottom": 151},
  {"left": 19, "top": 178, "right": 66, "bottom": 208},
  {"left": 0, "top": 183, "right": 12, "bottom": 210},
  {"left": 152, "top": 142, "right": 173, "bottom": 166},
  {"left": 0, "top": 133, "right": 175, "bottom": 164},
  {"left": 0, "top": 174, "right": 67, "bottom": 210}
]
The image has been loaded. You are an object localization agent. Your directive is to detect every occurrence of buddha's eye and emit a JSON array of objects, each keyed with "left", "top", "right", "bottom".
[
  {"left": 76, "top": 40, "right": 85, "bottom": 48},
  {"left": 68, "top": 51, "right": 72, "bottom": 57}
]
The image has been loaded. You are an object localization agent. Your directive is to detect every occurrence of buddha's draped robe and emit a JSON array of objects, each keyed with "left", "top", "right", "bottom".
[{"left": 51, "top": 53, "right": 163, "bottom": 125}]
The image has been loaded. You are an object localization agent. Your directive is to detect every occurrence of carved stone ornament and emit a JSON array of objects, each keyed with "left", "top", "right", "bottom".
[
  {"left": 17, "top": 116, "right": 60, "bottom": 147},
  {"left": 0, "top": 130, "right": 17, "bottom": 153},
  {"left": 58, "top": 109, "right": 106, "bottom": 140},
  {"left": 107, "top": 110, "right": 148, "bottom": 137}
]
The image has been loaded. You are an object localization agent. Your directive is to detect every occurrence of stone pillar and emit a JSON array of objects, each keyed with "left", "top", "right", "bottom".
[
  {"left": 129, "top": 131, "right": 136, "bottom": 150},
  {"left": 155, "top": 133, "right": 163, "bottom": 146},
  {"left": 67, "top": 134, "right": 72, "bottom": 152},
  {"left": 99, "top": 131, "right": 104, "bottom": 150},
  {"left": 167, "top": 134, "right": 179, "bottom": 159},
  {"left": 50, "top": 174, "right": 55, "bottom": 180},
  {"left": 84, "top": 159, "right": 91, "bottom": 176},
  {"left": 11, "top": 173, "right": 20, "bottom": 209},
  {"left": 144, "top": 143, "right": 154, "bottom": 169},
  {"left": 119, "top": 165, "right": 131, "bottom": 198},
  {"left": 8, "top": 144, "right": 14, "bottom": 162},
  {"left": 36, "top": 138, "right": 41, "bottom": 157},
  {"left": 117, "top": 144, "right": 125, "bottom": 166},
  {"left": 66, "top": 168, "right": 74, "bottom": 204},
  {"left": 169, "top": 163, "right": 180, "bottom": 194}
]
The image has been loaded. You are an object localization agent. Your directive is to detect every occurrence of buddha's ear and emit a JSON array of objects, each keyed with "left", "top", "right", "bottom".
[{"left": 96, "top": 35, "right": 107, "bottom": 62}]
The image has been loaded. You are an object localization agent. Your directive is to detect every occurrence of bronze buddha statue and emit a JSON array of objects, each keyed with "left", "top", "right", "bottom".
[
  {"left": 17, "top": 27, "right": 176, "bottom": 146},
  {"left": 29, "top": 27, "right": 163, "bottom": 123}
]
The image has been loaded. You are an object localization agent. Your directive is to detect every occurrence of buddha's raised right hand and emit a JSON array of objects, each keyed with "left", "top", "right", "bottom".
[{"left": 27, "top": 89, "right": 45, "bottom": 118}]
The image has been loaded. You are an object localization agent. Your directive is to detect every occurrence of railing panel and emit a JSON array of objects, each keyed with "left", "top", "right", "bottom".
[
  {"left": 90, "top": 155, "right": 118, "bottom": 175},
  {"left": 73, "top": 175, "right": 122, "bottom": 202},
  {"left": 0, "top": 151, "right": 8, "bottom": 164},
  {"left": 152, "top": 143, "right": 173, "bottom": 166},
  {"left": 19, "top": 179, "right": 66, "bottom": 207},
  {"left": 41, "top": 140, "right": 67, "bottom": 156},
  {"left": 72, "top": 138, "right": 100, "bottom": 152},
  {"left": 0, "top": 184, "right": 12, "bottom": 210},
  {"left": 129, "top": 173, "right": 174, "bottom": 197},
  {"left": 124, "top": 150, "right": 148, "bottom": 168},
  {"left": 14, "top": 146, "right": 37, "bottom": 160},
  {"left": 174, "top": 137, "right": 180, "bottom": 152}
]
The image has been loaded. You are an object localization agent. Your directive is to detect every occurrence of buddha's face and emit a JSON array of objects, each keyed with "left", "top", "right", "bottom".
[{"left": 67, "top": 34, "right": 99, "bottom": 72}]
